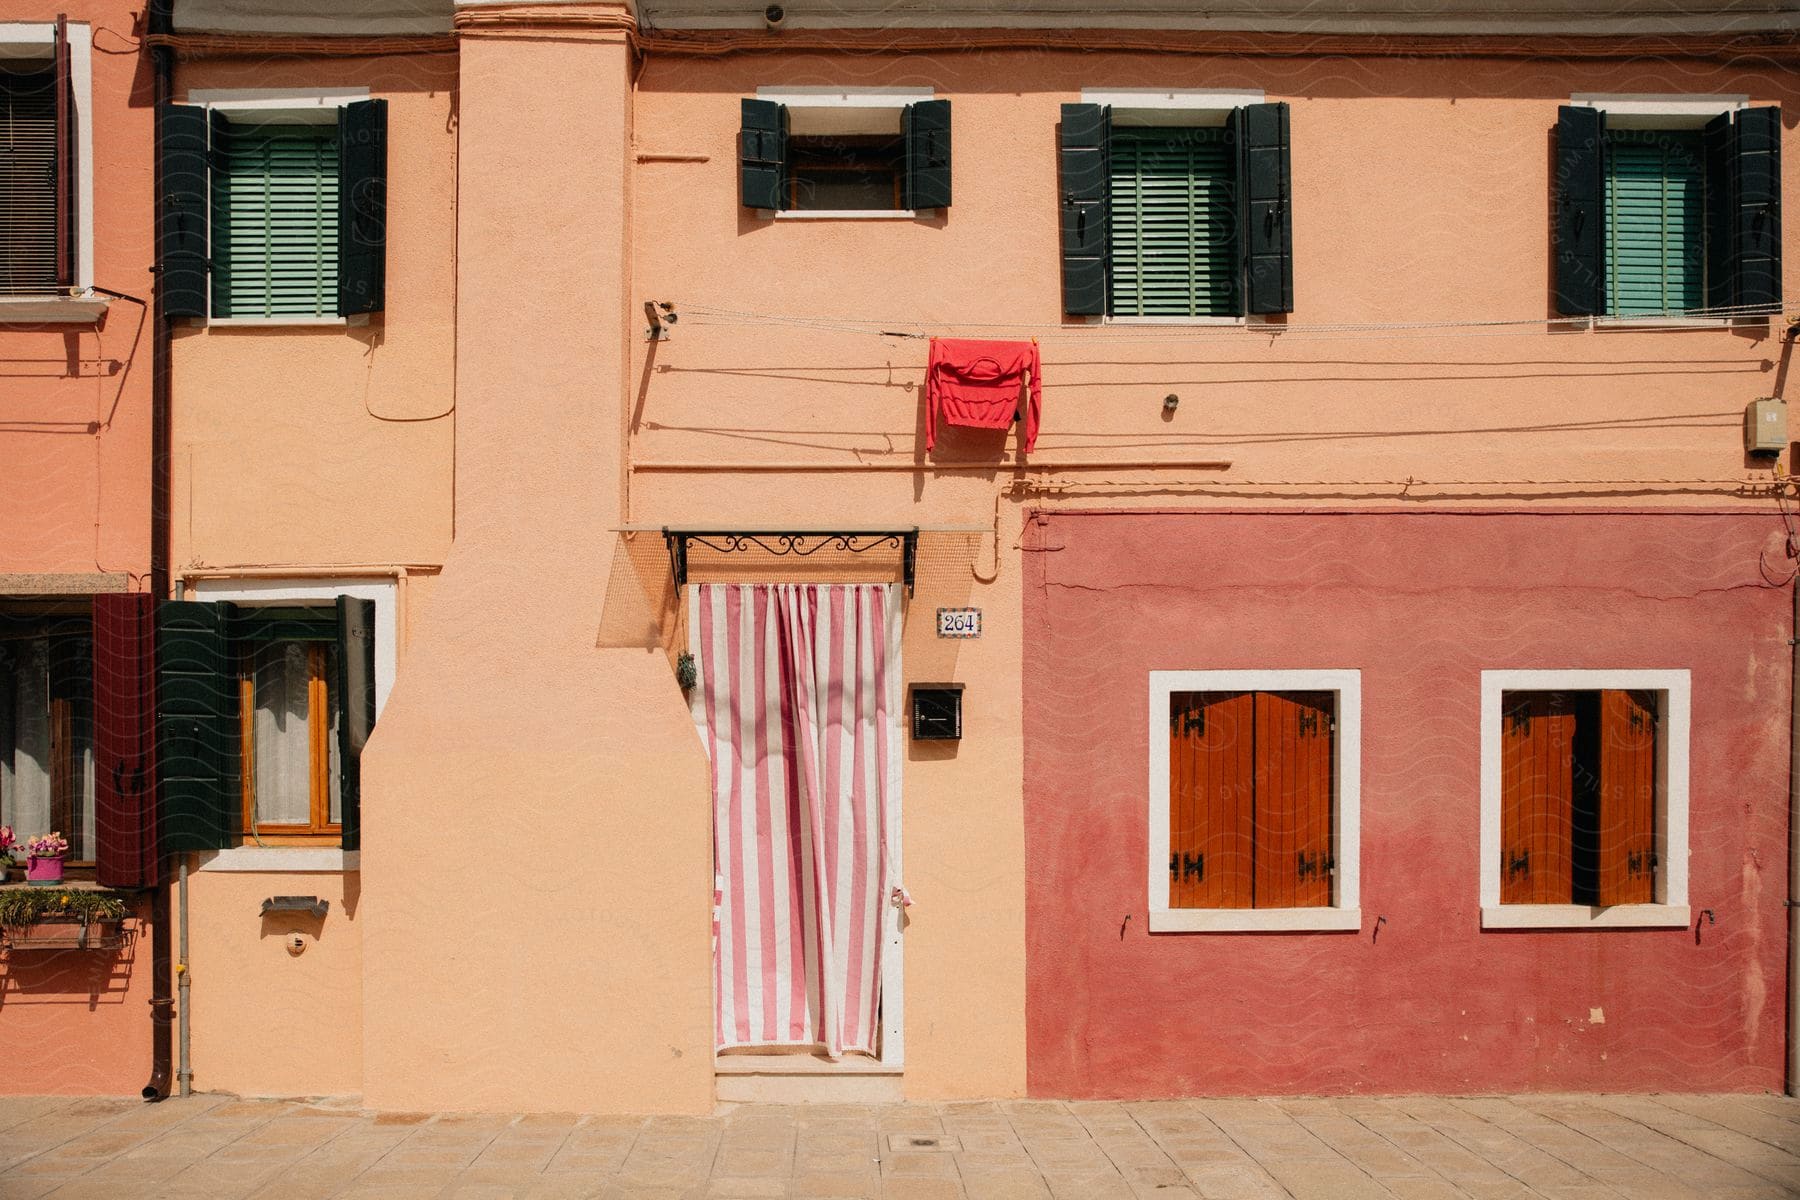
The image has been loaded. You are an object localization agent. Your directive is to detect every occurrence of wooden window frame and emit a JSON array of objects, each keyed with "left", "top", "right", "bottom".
[
  {"left": 1480, "top": 669, "right": 1690, "bottom": 929},
  {"left": 1148, "top": 669, "right": 1362, "bottom": 933},
  {"left": 239, "top": 641, "right": 339, "bottom": 842}
]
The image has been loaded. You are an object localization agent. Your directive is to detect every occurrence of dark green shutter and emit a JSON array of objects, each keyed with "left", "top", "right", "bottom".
[
  {"left": 903, "top": 99, "right": 952, "bottom": 210},
  {"left": 333, "top": 596, "right": 375, "bottom": 852},
  {"left": 156, "top": 103, "right": 211, "bottom": 318},
  {"left": 1058, "top": 103, "right": 1111, "bottom": 316},
  {"left": 338, "top": 99, "right": 387, "bottom": 316},
  {"left": 1236, "top": 102, "right": 1293, "bottom": 315},
  {"left": 1553, "top": 105, "right": 1606, "bottom": 317},
  {"left": 155, "top": 601, "right": 238, "bottom": 854},
  {"left": 740, "top": 98, "right": 788, "bottom": 211},
  {"left": 1731, "top": 106, "right": 1782, "bottom": 310}
]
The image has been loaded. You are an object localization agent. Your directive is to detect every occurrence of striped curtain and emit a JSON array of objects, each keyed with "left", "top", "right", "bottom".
[{"left": 689, "top": 584, "right": 900, "bottom": 1058}]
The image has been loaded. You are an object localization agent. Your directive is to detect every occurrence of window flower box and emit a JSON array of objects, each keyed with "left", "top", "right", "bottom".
[{"left": 0, "top": 888, "right": 129, "bottom": 952}]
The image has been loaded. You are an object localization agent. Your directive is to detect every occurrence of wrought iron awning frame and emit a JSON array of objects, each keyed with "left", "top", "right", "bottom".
[{"left": 663, "top": 528, "right": 920, "bottom": 597}]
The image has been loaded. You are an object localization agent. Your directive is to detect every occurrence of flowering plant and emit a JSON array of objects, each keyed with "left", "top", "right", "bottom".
[
  {"left": 25, "top": 832, "right": 69, "bottom": 860},
  {"left": 0, "top": 827, "right": 12, "bottom": 855}
]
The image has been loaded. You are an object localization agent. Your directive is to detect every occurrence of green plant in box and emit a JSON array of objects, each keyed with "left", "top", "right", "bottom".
[{"left": 0, "top": 889, "right": 128, "bottom": 928}]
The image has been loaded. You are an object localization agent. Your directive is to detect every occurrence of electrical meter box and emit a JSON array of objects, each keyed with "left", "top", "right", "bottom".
[{"left": 1745, "top": 398, "right": 1788, "bottom": 455}]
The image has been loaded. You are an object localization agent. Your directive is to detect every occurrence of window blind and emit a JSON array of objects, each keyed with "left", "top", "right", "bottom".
[
  {"left": 1110, "top": 128, "right": 1237, "bottom": 318},
  {"left": 213, "top": 123, "right": 339, "bottom": 318},
  {"left": 0, "top": 66, "right": 58, "bottom": 296},
  {"left": 1605, "top": 130, "right": 1704, "bottom": 316}
]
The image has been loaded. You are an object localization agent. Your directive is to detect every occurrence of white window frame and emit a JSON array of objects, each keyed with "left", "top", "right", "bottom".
[
  {"left": 1479, "top": 669, "right": 1690, "bottom": 929},
  {"left": 1568, "top": 94, "right": 1750, "bottom": 330},
  {"left": 0, "top": 21, "right": 101, "bottom": 323},
  {"left": 754, "top": 85, "right": 931, "bottom": 221},
  {"left": 184, "top": 87, "right": 370, "bottom": 327},
  {"left": 1080, "top": 88, "right": 1268, "bottom": 328},
  {"left": 188, "top": 575, "right": 397, "bottom": 874},
  {"left": 1147, "top": 669, "right": 1362, "bottom": 933}
]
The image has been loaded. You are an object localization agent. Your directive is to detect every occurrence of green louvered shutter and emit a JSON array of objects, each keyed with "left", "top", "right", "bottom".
[
  {"left": 740, "top": 99, "right": 788, "bottom": 211},
  {"left": 212, "top": 122, "right": 339, "bottom": 318},
  {"left": 156, "top": 601, "right": 239, "bottom": 854},
  {"left": 1730, "top": 106, "right": 1782, "bottom": 310},
  {"left": 902, "top": 99, "right": 952, "bottom": 211},
  {"left": 1058, "top": 103, "right": 1110, "bottom": 316},
  {"left": 337, "top": 99, "right": 387, "bottom": 316},
  {"left": 156, "top": 103, "right": 211, "bottom": 317},
  {"left": 1236, "top": 102, "right": 1293, "bottom": 315},
  {"left": 1605, "top": 129, "right": 1704, "bottom": 316},
  {"left": 1110, "top": 127, "right": 1237, "bottom": 317}
]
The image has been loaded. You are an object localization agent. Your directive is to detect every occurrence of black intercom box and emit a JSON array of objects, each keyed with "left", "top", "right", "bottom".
[{"left": 910, "top": 683, "right": 964, "bottom": 740}]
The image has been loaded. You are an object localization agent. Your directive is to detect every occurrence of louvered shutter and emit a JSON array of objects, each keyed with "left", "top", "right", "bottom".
[
  {"left": 156, "top": 102, "right": 210, "bottom": 318},
  {"left": 0, "top": 66, "right": 58, "bottom": 297},
  {"left": 740, "top": 98, "right": 788, "bottom": 211},
  {"left": 1236, "top": 102, "right": 1293, "bottom": 315},
  {"left": 902, "top": 99, "right": 952, "bottom": 211},
  {"left": 1704, "top": 111, "right": 1734, "bottom": 312},
  {"left": 333, "top": 596, "right": 375, "bottom": 852},
  {"left": 1058, "top": 103, "right": 1110, "bottom": 316},
  {"left": 52, "top": 15, "right": 75, "bottom": 289},
  {"left": 1730, "top": 106, "right": 1782, "bottom": 310},
  {"left": 1499, "top": 693, "right": 1576, "bottom": 905},
  {"left": 338, "top": 99, "right": 387, "bottom": 316},
  {"left": 156, "top": 601, "right": 239, "bottom": 853},
  {"left": 1605, "top": 129, "right": 1704, "bottom": 316},
  {"left": 1168, "top": 692, "right": 1254, "bottom": 909},
  {"left": 1553, "top": 105, "right": 1606, "bottom": 317},
  {"left": 1596, "top": 690, "right": 1656, "bottom": 906},
  {"left": 1112, "top": 129, "right": 1237, "bottom": 318},
  {"left": 94, "top": 594, "right": 158, "bottom": 888},
  {"left": 214, "top": 122, "right": 339, "bottom": 318}
]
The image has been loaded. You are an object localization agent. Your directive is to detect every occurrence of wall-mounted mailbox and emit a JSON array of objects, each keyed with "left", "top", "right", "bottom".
[
  {"left": 911, "top": 683, "right": 964, "bottom": 741},
  {"left": 261, "top": 896, "right": 329, "bottom": 919}
]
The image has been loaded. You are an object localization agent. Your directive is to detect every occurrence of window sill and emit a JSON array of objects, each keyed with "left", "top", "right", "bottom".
[
  {"left": 203, "top": 316, "right": 355, "bottom": 328},
  {"left": 198, "top": 847, "right": 358, "bottom": 873},
  {"left": 1150, "top": 907, "right": 1362, "bottom": 933},
  {"left": 766, "top": 209, "right": 922, "bottom": 220},
  {"left": 1481, "top": 904, "right": 1689, "bottom": 929},
  {"left": 0, "top": 295, "right": 111, "bottom": 324},
  {"left": 1592, "top": 316, "right": 1736, "bottom": 331}
]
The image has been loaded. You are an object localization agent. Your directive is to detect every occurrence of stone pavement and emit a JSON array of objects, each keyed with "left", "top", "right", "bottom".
[{"left": 1, "top": 1092, "right": 1798, "bottom": 1200}]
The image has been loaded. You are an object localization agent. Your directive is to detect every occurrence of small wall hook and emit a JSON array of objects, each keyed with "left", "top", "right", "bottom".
[
  {"left": 1695, "top": 908, "right": 1717, "bottom": 944},
  {"left": 1372, "top": 914, "right": 1388, "bottom": 943}
]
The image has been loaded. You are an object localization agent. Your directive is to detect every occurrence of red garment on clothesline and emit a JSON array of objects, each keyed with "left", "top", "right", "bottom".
[{"left": 925, "top": 337, "right": 1041, "bottom": 454}]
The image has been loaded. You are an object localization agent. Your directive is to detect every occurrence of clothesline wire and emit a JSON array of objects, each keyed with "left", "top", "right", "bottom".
[{"left": 678, "top": 301, "right": 1787, "bottom": 345}]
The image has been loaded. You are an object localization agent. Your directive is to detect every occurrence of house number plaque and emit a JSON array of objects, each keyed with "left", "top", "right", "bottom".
[{"left": 937, "top": 608, "right": 981, "bottom": 638}]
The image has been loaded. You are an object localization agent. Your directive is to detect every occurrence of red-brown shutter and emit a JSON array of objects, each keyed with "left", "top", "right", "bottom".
[
  {"left": 1597, "top": 689, "right": 1656, "bottom": 906},
  {"left": 1252, "top": 691, "right": 1333, "bottom": 909},
  {"left": 1169, "top": 692, "right": 1253, "bottom": 909},
  {"left": 1500, "top": 693, "right": 1575, "bottom": 905},
  {"left": 93, "top": 592, "right": 158, "bottom": 888}
]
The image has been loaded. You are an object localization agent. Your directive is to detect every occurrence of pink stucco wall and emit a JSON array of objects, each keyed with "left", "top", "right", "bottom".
[
  {"left": 0, "top": 902, "right": 153, "bottom": 1095},
  {"left": 1023, "top": 510, "right": 1790, "bottom": 1097}
]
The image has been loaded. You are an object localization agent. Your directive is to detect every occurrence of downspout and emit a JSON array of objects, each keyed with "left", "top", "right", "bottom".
[
  {"left": 141, "top": 0, "right": 175, "bottom": 1104},
  {"left": 1790, "top": 554, "right": 1799, "bottom": 1097}
]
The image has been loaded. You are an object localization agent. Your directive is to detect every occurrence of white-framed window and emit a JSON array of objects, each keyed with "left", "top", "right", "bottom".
[
  {"left": 0, "top": 20, "right": 98, "bottom": 322},
  {"left": 173, "top": 87, "right": 386, "bottom": 325},
  {"left": 1148, "top": 669, "right": 1361, "bottom": 933},
  {"left": 741, "top": 86, "right": 948, "bottom": 219},
  {"left": 1479, "top": 669, "right": 1690, "bottom": 929}
]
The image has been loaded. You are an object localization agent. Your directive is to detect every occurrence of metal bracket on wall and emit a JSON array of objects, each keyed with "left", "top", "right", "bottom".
[
  {"left": 260, "top": 896, "right": 329, "bottom": 919},
  {"left": 662, "top": 529, "right": 921, "bottom": 597}
]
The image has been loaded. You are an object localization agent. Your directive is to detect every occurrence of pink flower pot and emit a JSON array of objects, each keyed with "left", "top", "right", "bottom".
[{"left": 25, "top": 855, "right": 64, "bottom": 886}]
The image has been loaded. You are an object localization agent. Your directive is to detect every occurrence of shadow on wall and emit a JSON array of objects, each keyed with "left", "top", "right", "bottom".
[{"left": 0, "top": 924, "right": 138, "bottom": 1011}]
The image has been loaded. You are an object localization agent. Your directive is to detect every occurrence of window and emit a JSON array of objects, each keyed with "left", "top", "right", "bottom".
[
  {"left": 158, "top": 91, "right": 387, "bottom": 321},
  {"left": 1149, "top": 670, "right": 1361, "bottom": 932},
  {"left": 0, "top": 623, "right": 94, "bottom": 863},
  {"left": 738, "top": 90, "right": 950, "bottom": 216},
  {"left": 213, "top": 122, "right": 340, "bottom": 319},
  {"left": 1059, "top": 92, "right": 1293, "bottom": 320},
  {"left": 1480, "top": 670, "right": 1689, "bottom": 928},
  {"left": 0, "top": 18, "right": 94, "bottom": 310},
  {"left": 1553, "top": 99, "right": 1782, "bottom": 319},
  {"left": 240, "top": 635, "right": 341, "bottom": 838}
]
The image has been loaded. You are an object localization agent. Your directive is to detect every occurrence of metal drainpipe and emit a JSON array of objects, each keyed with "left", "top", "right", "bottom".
[
  {"left": 178, "top": 858, "right": 192, "bottom": 1097},
  {"left": 140, "top": 0, "right": 176, "bottom": 1105},
  {"left": 1789, "top": 567, "right": 1800, "bottom": 1097}
]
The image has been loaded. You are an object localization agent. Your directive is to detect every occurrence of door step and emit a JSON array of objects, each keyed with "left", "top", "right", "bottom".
[{"left": 714, "top": 1056, "right": 902, "bottom": 1104}]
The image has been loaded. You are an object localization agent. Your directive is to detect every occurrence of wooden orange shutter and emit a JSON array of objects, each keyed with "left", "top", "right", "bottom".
[
  {"left": 1500, "top": 693, "right": 1576, "bottom": 905},
  {"left": 1597, "top": 689, "right": 1657, "bottom": 906},
  {"left": 1168, "top": 691, "right": 1254, "bottom": 908},
  {"left": 1252, "top": 691, "right": 1334, "bottom": 909}
]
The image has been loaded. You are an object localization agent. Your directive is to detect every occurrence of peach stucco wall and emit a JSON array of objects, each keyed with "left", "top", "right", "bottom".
[{"left": 0, "top": 3, "right": 154, "bottom": 583}]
